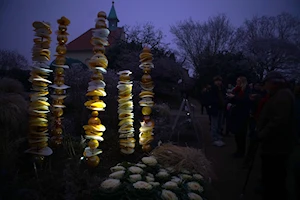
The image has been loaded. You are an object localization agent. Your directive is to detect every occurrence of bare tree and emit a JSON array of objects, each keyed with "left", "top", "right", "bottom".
[
  {"left": 124, "top": 22, "right": 168, "bottom": 50},
  {"left": 108, "top": 22, "right": 172, "bottom": 72},
  {"left": 242, "top": 16, "right": 276, "bottom": 41},
  {"left": 205, "top": 14, "right": 239, "bottom": 53},
  {"left": 170, "top": 18, "right": 205, "bottom": 68},
  {"left": 170, "top": 14, "right": 239, "bottom": 70},
  {"left": 247, "top": 38, "right": 300, "bottom": 79},
  {"left": 240, "top": 13, "right": 300, "bottom": 44},
  {"left": 0, "top": 50, "right": 29, "bottom": 70},
  {"left": 240, "top": 12, "right": 300, "bottom": 79},
  {"left": 275, "top": 12, "right": 300, "bottom": 45}
]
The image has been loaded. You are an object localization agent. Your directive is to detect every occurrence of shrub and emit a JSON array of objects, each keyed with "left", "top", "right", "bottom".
[
  {"left": 63, "top": 65, "right": 92, "bottom": 136},
  {"left": 0, "top": 77, "right": 25, "bottom": 95},
  {"left": 63, "top": 66, "right": 121, "bottom": 138},
  {"left": 0, "top": 78, "right": 28, "bottom": 139},
  {"left": 0, "top": 78, "right": 28, "bottom": 177},
  {"left": 101, "top": 69, "right": 120, "bottom": 134},
  {"left": 0, "top": 69, "right": 31, "bottom": 92}
]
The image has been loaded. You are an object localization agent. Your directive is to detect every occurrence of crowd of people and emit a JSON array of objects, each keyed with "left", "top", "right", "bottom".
[{"left": 199, "top": 71, "right": 300, "bottom": 200}]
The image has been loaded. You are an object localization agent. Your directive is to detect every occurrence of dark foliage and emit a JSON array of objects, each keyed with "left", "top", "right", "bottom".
[
  {"left": 0, "top": 49, "right": 29, "bottom": 70},
  {"left": 0, "top": 69, "right": 31, "bottom": 91},
  {"left": 194, "top": 51, "right": 259, "bottom": 88}
]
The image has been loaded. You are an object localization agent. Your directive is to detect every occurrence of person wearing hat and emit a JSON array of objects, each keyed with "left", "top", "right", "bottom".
[
  {"left": 255, "top": 71, "right": 296, "bottom": 200},
  {"left": 208, "top": 75, "right": 226, "bottom": 147}
]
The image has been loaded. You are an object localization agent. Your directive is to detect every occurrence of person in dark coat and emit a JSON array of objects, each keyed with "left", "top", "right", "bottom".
[
  {"left": 200, "top": 85, "right": 212, "bottom": 126},
  {"left": 248, "top": 83, "right": 264, "bottom": 138},
  {"left": 223, "top": 84, "right": 234, "bottom": 136},
  {"left": 294, "top": 85, "right": 300, "bottom": 139},
  {"left": 227, "top": 76, "right": 251, "bottom": 157},
  {"left": 243, "top": 83, "right": 266, "bottom": 167},
  {"left": 256, "top": 71, "right": 296, "bottom": 200},
  {"left": 208, "top": 76, "right": 226, "bottom": 147},
  {"left": 201, "top": 85, "right": 211, "bottom": 115},
  {"left": 286, "top": 85, "right": 300, "bottom": 200}
]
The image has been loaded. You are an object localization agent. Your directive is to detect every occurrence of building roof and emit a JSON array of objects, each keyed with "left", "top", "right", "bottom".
[
  {"left": 67, "top": 27, "right": 124, "bottom": 51},
  {"left": 107, "top": 1, "right": 119, "bottom": 22}
]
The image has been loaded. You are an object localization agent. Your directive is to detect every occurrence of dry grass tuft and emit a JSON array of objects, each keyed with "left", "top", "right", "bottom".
[{"left": 151, "top": 143, "right": 215, "bottom": 179}]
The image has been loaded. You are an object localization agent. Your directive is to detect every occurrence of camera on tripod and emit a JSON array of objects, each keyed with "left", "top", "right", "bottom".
[
  {"left": 178, "top": 78, "right": 191, "bottom": 99},
  {"left": 171, "top": 78, "right": 201, "bottom": 147}
]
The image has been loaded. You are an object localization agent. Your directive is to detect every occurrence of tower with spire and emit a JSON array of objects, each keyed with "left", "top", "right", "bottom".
[
  {"left": 107, "top": 1, "right": 119, "bottom": 31},
  {"left": 66, "top": 1, "right": 125, "bottom": 64}
]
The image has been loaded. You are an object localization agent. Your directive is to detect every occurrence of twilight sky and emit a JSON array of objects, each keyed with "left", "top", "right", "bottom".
[{"left": 0, "top": 0, "right": 299, "bottom": 63}]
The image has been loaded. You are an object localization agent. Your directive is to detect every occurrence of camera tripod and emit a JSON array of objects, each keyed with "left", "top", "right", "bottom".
[{"left": 170, "top": 97, "right": 201, "bottom": 146}]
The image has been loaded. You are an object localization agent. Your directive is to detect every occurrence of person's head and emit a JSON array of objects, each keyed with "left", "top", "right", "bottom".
[
  {"left": 236, "top": 76, "right": 248, "bottom": 90},
  {"left": 213, "top": 76, "right": 223, "bottom": 87},
  {"left": 263, "top": 71, "right": 286, "bottom": 94}
]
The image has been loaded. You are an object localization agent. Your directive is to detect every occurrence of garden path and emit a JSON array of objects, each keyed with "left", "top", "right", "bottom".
[{"left": 168, "top": 98, "right": 262, "bottom": 200}]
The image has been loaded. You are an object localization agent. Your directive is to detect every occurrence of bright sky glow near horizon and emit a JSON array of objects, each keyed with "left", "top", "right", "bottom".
[{"left": 0, "top": 0, "right": 299, "bottom": 63}]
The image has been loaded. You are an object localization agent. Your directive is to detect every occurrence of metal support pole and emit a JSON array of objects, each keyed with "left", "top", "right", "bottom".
[
  {"left": 170, "top": 98, "right": 201, "bottom": 147},
  {"left": 172, "top": 98, "right": 186, "bottom": 131}
]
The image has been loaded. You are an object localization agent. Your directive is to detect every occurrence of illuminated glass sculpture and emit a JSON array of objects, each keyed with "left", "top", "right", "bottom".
[
  {"left": 138, "top": 47, "right": 155, "bottom": 152},
  {"left": 25, "top": 21, "right": 53, "bottom": 157},
  {"left": 49, "top": 16, "right": 71, "bottom": 146},
  {"left": 117, "top": 70, "right": 135, "bottom": 154},
  {"left": 82, "top": 11, "right": 110, "bottom": 167}
]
